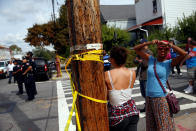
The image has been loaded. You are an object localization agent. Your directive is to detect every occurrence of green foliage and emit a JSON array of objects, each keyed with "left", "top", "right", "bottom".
[
  {"left": 102, "top": 25, "right": 131, "bottom": 51},
  {"left": 175, "top": 11, "right": 196, "bottom": 41},
  {"left": 25, "top": 4, "right": 70, "bottom": 57},
  {"left": 32, "top": 47, "right": 55, "bottom": 61},
  {"left": 147, "top": 27, "right": 176, "bottom": 41},
  {"left": 126, "top": 49, "right": 137, "bottom": 67},
  {"left": 177, "top": 43, "right": 186, "bottom": 50},
  {"left": 147, "top": 11, "right": 196, "bottom": 42},
  {"left": 9, "top": 44, "right": 22, "bottom": 54}
]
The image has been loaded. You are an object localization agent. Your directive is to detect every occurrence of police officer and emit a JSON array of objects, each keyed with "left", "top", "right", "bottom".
[
  {"left": 22, "top": 56, "right": 36, "bottom": 101},
  {"left": 26, "top": 52, "right": 37, "bottom": 95},
  {"left": 13, "top": 60, "right": 24, "bottom": 95}
]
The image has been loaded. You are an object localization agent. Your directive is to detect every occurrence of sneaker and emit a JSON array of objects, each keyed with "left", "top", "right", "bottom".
[
  {"left": 185, "top": 86, "right": 193, "bottom": 94},
  {"left": 179, "top": 73, "right": 182, "bottom": 76},
  {"left": 184, "top": 86, "right": 191, "bottom": 92}
]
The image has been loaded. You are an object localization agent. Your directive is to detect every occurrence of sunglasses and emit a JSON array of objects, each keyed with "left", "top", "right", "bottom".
[{"left": 158, "top": 46, "right": 169, "bottom": 50}]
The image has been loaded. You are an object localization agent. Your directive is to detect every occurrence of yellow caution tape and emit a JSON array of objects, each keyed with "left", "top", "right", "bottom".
[
  {"left": 77, "top": 91, "right": 107, "bottom": 104},
  {"left": 64, "top": 50, "right": 107, "bottom": 131},
  {"left": 72, "top": 50, "right": 103, "bottom": 63},
  {"left": 59, "top": 55, "right": 67, "bottom": 60},
  {"left": 64, "top": 91, "right": 78, "bottom": 131}
]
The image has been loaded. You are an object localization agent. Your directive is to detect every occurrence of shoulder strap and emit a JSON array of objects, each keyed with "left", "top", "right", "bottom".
[
  {"left": 107, "top": 71, "right": 114, "bottom": 89},
  {"left": 128, "top": 70, "right": 133, "bottom": 88},
  {"left": 153, "top": 60, "right": 172, "bottom": 93}
]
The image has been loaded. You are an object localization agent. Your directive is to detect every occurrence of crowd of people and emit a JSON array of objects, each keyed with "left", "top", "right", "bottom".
[
  {"left": 104, "top": 37, "right": 195, "bottom": 131},
  {"left": 7, "top": 52, "right": 37, "bottom": 101}
]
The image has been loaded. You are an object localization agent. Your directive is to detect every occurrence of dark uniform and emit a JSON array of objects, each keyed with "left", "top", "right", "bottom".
[
  {"left": 22, "top": 59, "right": 36, "bottom": 100},
  {"left": 13, "top": 63, "right": 24, "bottom": 94},
  {"left": 29, "top": 59, "right": 37, "bottom": 95}
]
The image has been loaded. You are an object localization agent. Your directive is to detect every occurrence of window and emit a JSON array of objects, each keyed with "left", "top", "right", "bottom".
[
  {"left": 35, "top": 60, "right": 46, "bottom": 66},
  {"left": 0, "top": 62, "right": 4, "bottom": 67},
  {"left": 152, "top": 0, "right": 157, "bottom": 13}
]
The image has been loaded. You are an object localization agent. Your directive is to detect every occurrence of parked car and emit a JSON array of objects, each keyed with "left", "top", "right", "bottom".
[
  {"left": 48, "top": 61, "right": 56, "bottom": 72},
  {"left": 0, "top": 60, "right": 8, "bottom": 78},
  {"left": 33, "top": 57, "right": 52, "bottom": 80}
]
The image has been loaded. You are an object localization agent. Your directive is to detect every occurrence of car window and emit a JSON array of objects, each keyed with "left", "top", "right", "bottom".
[
  {"left": 0, "top": 62, "right": 5, "bottom": 67},
  {"left": 35, "top": 60, "right": 46, "bottom": 66}
]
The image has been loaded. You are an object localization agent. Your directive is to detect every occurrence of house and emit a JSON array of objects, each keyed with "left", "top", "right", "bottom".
[
  {"left": 100, "top": 5, "right": 136, "bottom": 30},
  {"left": 0, "top": 45, "right": 12, "bottom": 60},
  {"left": 128, "top": 0, "right": 196, "bottom": 37}
]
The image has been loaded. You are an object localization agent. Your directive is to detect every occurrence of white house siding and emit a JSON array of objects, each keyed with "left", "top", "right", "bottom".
[
  {"left": 135, "top": 0, "right": 162, "bottom": 25},
  {"left": 162, "top": 0, "right": 196, "bottom": 27},
  {"left": 0, "top": 48, "right": 11, "bottom": 60},
  {"left": 107, "top": 20, "right": 136, "bottom": 30}
]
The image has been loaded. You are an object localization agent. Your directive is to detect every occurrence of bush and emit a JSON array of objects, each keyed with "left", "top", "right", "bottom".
[
  {"left": 175, "top": 11, "right": 196, "bottom": 41},
  {"left": 126, "top": 49, "right": 137, "bottom": 67},
  {"left": 102, "top": 25, "right": 131, "bottom": 51},
  {"left": 147, "top": 27, "right": 177, "bottom": 41}
]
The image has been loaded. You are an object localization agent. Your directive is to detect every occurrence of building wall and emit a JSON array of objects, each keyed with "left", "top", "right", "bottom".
[
  {"left": 106, "top": 20, "right": 136, "bottom": 30},
  {"left": 162, "top": 0, "right": 196, "bottom": 27},
  {"left": 0, "top": 48, "right": 11, "bottom": 60},
  {"left": 135, "top": 0, "right": 162, "bottom": 25}
]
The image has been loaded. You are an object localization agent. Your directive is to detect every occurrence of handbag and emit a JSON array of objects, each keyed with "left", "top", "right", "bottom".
[{"left": 153, "top": 60, "right": 180, "bottom": 115}]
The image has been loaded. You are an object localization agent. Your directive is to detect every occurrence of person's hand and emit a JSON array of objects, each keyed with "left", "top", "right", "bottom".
[
  {"left": 152, "top": 40, "right": 159, "bottom": 45},
  {"left": 138, "top": 59, "right": 142, "bottom": 63}
]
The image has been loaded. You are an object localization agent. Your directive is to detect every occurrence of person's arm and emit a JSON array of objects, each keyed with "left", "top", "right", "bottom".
[
  {"left": 23, "top": 66, "right": 32, "bottom": 75},
  {"left": 168, "top": 43, "right": 187, "bottom": 67},
  {"left": 130, "top": 70, "right": 136, "bottom": 88},
  {"left": 134, "top": 40, "right": 157, "bottom": 61},
  {"left": 180, "top": 54, "right": 190, "bottom": 67},
  {"left": 134, "top": 56, "right": 142, "bottom": 64}
]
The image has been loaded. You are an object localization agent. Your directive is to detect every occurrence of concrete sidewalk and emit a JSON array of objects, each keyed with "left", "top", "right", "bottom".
[{"left": 175, "top": 112, "right": 196, "bottom": 131}]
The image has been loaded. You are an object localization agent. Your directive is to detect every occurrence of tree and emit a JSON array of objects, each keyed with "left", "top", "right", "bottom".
[
  {"left": 9, "top": 44, "right": 22, "bottom": 55},
  {"left": 175, "top": 11, "right": 196, "bottom": 42},
  {"left": 24, "top": 4, "right": 70, "bottom": 57},
  {"left": 32, "top": 47, "right": 55, "bottom": 61},
  {"left": 147, "top": 11, "right": 196, "bottom": 44},
  {"left": 101, "top": 25, "right": 131, "bottom": 51}
]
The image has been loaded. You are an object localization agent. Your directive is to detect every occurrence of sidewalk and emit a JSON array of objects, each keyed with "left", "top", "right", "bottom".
[
  {"left": 51, "top": 70, "right": 70, "bottom": 80},
  {"left": 175, "top": 112, "right": 196, "bottom": 131}
]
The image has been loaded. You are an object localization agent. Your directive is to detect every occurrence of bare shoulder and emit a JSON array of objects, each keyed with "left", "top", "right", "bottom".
[{"left": 130, "top": 69, "right": 136, "bottom": 77}]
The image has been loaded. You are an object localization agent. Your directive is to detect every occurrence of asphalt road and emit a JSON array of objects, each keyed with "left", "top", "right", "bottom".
[
  {"left": 0, "top": 78, "right": 59, "bottom": 131},
  {"left": 0, "top": 66, "right": 196, "bottom": 131}
]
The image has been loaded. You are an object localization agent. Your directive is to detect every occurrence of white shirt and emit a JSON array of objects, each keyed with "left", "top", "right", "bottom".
[
  {"left": 7, "top": 63, "right": 14, "bottom": 71},
  {"left": 108, "top": 70, "right": 133, "bottom": 106}
]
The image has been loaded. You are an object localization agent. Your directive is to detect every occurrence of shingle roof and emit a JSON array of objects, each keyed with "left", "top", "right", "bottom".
[{"left": 100, "top": 5, "right": 136, "bottom": 21}]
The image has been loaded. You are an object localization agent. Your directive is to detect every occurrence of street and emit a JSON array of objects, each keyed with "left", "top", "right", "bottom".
[
  {"left": 0, "top": 66, "right": 196, "bottom": 131},
  {"left": 0, "top": 78, "right": 59, "bottom": 131}
]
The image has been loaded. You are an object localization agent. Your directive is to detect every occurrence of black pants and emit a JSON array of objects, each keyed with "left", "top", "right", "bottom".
[
  {"left": 110, "top": 115, "right": 139, "bottom": 131},
  {"left": 24, "top": 75, "right": 36, "bottom": 99},
  {"left": 172, "top": 65, "right": 181, "bottom": 74},
  {"left": 17, "top": 79, "right": 23, "bottom": 94}
]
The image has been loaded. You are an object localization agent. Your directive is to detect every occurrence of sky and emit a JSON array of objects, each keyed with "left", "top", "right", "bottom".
[{"left": 0, "top": 0, "right": 134, "bottom": 52}]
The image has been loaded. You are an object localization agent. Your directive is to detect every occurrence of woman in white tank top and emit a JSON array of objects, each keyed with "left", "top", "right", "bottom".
[{"left": 105, "top": 47, "right": 139, "bottom": 131}]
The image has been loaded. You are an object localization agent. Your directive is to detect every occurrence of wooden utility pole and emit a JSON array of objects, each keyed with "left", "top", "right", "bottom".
[{"left": 66, "top": 0, "right": 109, "bottom": 131}]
